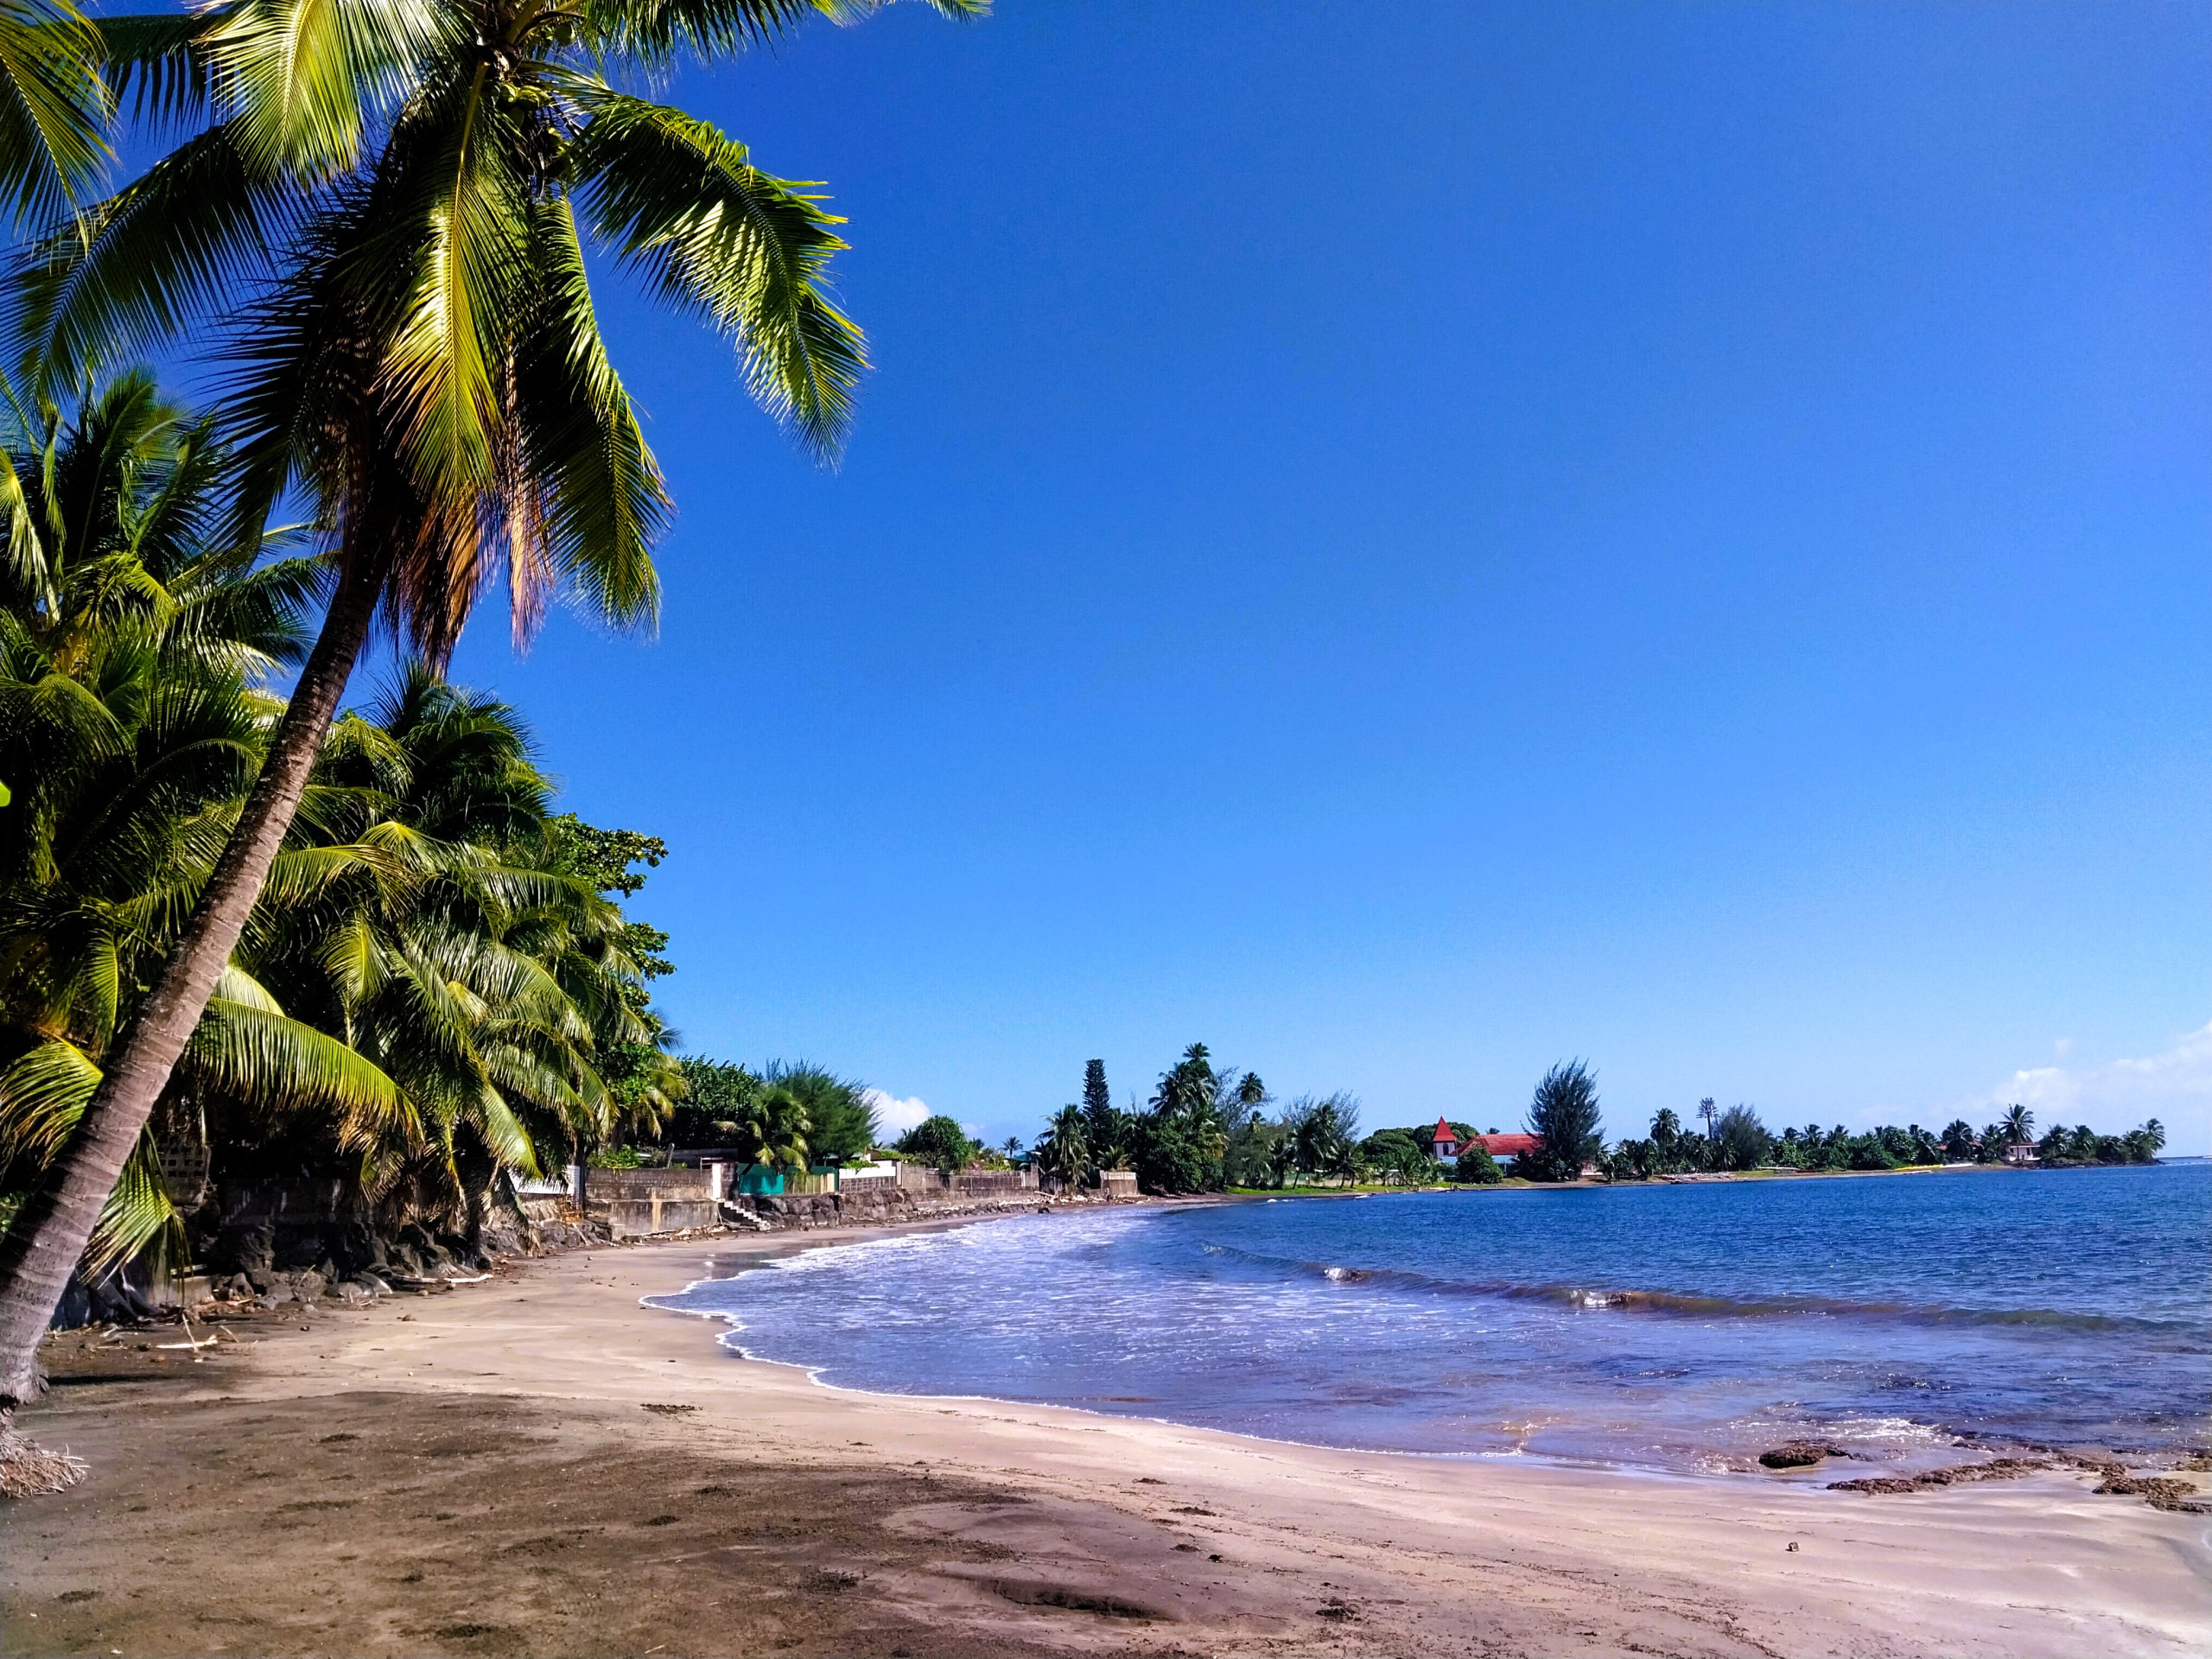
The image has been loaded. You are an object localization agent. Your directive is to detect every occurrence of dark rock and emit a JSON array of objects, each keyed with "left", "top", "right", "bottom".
[
  {"left": 1759, "top": 1442, "right": 1848, "bottom": 1469},
  {"left": 1830, "top": 1457, "right": 2048, "bottom": 1494},
  {"left": 2093, "top": 1473, "right": 2210, "bottom": 1514}
]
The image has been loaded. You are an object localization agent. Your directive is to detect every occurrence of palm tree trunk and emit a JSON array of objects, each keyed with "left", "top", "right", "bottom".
[{"left": 0, "top": 551, "right": 390, "bottom": 1415}]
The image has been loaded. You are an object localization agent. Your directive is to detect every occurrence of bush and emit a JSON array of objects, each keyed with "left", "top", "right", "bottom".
[
  {"left": 1133, "top": 1116, "right": 1211, "bottom": 1194},
  {"left": 1454, "top": 1143, "right": 1503, "bottom": 1185}
]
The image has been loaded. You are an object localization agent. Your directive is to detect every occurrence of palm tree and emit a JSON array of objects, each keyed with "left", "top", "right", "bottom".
[
  {"left": 2000, "top": 1103, "right": 2034, "bottom": 1150},
  {"left": 1033, "top": 1103, "right": 1089, "bottom": 1190},
  {"left": 249, "top": 666, "right": 659, "bottom": 1224},
  {"left": 2, "top": 373, "right": 401, "bottom": 1276},
  {"left": 0, "top": 0, "right": 984, "bottom": 1409}
]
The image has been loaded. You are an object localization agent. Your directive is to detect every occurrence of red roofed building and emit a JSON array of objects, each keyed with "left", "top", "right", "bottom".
[
  {"left": 1472, "top": 1132, "right": 1541, "bottom": 1160},
  {"left": 1429, "top": 1118, "right": 1462, "bottom": 1160}
]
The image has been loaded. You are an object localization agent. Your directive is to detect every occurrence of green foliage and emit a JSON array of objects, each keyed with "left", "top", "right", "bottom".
[
  {"left": 1708, "top": 1104, "right": 1771, "bottom": 1172},
  {"left": 762, "top": 1061, "right": 874, "bottom": 1165},
  {"left": 1453, "top": 1141, "right": 1503, "bottom": 1185},
  {"left": 1357, "top": 1128, "right": 1443, "bottom": 1185},
  {"left": 1222, "top": 1115, "right": 1289, "bottom": 1188},
  {"left": 0, "top": 376, "right": 688, "bottom": 1263},
  {"left": 1033, "top": 1103, "right": 1090, "bottom": 1188},
  {"left": 2035, "top": 1118, "right": 2166, "bottom": 1167},
  {"left": 895, "top": 1114, "right": 976, "bottom": 1177},
  {"left": 671, "top": 1056, "right": 761, "bottom": 1144},
  {"left": 1080, "top": 1058, "right": 1132, "bottom": 1173},
  {"left": 1522, "top": 1061, "right": 1603, "bottom": 1181}
]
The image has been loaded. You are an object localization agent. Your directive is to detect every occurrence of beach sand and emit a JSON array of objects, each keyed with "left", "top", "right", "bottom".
[{"left": 3, "top": 1216, "right": 2206, "bottom": 1657}]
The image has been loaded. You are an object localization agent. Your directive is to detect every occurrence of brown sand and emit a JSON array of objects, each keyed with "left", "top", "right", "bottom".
[{"left": 3, "top": 1217, "right": 2207, "bottom": 1657}]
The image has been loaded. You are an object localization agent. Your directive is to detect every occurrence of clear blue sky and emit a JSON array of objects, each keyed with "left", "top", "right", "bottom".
[{"left": 435, "top": 2, "right": 2209, "bottom": 1150}]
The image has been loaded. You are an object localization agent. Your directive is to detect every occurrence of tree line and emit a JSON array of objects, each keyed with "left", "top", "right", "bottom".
[{"left": 1024, "top": 1054, "right": 2171, "bottom": 1193}]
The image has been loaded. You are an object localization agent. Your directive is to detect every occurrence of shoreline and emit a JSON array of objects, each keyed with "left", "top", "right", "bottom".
[
  {"left": 642, "top": 1212, "right": 2202, "bottom": 1481},
  {"left": 5, "top": 1211, "right": 2208, "bottom": 1657}
]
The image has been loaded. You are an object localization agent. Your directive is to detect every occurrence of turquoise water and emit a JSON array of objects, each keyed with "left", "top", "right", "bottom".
[{"left": 652, "top": 1163, "right": 2210, "bottom": 1472}]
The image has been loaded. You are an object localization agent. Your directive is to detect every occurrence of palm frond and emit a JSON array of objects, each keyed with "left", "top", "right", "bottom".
[
  {"left": 511, "top": 194, "right": 665, "bottom": 639},
  {"left": 572, "top": 92, "right": 864, "bottom": 461},
  {"left": 0, "top": 0, "right": 108, "bottom": 226},
  {"left": 183, "top": 993, "right": 403, "bottom": 1117},
  {"left": 201, "top": 0, "right": 447, "bottom": 180},
  {"left": 12, "top": 121, "right": 291, "bottom": 396}
]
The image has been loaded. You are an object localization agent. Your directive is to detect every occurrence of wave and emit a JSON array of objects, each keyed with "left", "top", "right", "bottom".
[{"left": 1205, "top": 1245, "right": 2191, "bottom": 1335}]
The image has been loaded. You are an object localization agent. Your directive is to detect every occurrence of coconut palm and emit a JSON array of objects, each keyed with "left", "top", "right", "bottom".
[
  {"left": 1033, "top": 1103, "right": 1090, "bottom": 1190},
  {"left": 1, "top": 373, "right": 401, "bottom": 1275},
  {"left": 1999, "top": 1103, "right": 2034, "bottom": 1149},
  {"left": 245, "top": 665, "right": 660, "bottom": 1225},
  {"left": 740, "top": 1086, "right": 810, "bottom": 1175},
  {"left": 0, "top": 0, "right": 984, "bottom": 1408}
]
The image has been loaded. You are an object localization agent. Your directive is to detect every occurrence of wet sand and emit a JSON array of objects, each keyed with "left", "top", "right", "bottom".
[{"left": 3, "top": 1217, "right": 2207, "bottom": 1657}]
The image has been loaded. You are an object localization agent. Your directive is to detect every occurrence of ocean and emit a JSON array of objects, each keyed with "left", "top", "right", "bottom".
[{"left": 649, "top": 1161, "right": 2210, "bottom": 1473}]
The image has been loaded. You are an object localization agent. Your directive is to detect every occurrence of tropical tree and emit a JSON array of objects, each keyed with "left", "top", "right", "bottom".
[
  {"left": 759, "top": 1062, "right": 872, "bottom": 1165},
  {"left": 1940, "top": 1119, "right": 1978, "bottom": 1161},
  {"left": 741, "top": 1086, "right": 810, "bottom": 1174},
  {"left": 1522, "top": 1061, "right": 1602, "bottom": 1181},
  {"left": 1, "top": 372, "right": 404, "bottom": 1274},
  {"left": 1032, "top": 1103, "right": 1089, "bottom": 1189},
  {"left": 245, "top": 667, "right": 664, "bottom": 1218},
  {"left": 0, "top": 0, "right": 985, "bottom": 1409},
  {"left": 1999, "top": 1103, "right": 2034, "bottom": 1150},
  {"left": 1707, "top": 1104, "right": 1771, "bottom": 1173},
  {"left": 895, "top": 1114, "right": 975, "bottom": 1179},
  {"left": 1079, "top": 1058, "right": 1130, "bottom": 1173},
  {"left": 673, "top": 1055, "right": 761, "bottom": 1145}
]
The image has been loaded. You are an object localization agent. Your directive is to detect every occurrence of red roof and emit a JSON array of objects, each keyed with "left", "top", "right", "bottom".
[
  {"left": 1473, "top": 1133, "right": 1541, "bottom": 1157},
  {"left": 1432, "top": 1117, "right": 1457, "bottom": 1141}
]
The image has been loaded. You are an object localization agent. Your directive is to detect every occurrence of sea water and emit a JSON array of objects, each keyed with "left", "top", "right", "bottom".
[{"left": 651, "top": 1162, "right": 2210, "bottom": 1472}]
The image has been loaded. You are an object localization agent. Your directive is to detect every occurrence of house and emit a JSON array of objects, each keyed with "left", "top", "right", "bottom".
[
  {"left": 1428, "top": 1118, "right": 1463, "bottom": 1160},
  {"left": 1471, "top": 1132, "right": 1542, "bottom": 1160}
]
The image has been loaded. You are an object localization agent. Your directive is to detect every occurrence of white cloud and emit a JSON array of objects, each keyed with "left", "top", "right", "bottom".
[
  {"left": 1976, "top": 1020, "right": 2212, "bottom": 1146},
  {"left": 862, "top": 1088, "right": 931, "bottom": 1135}
]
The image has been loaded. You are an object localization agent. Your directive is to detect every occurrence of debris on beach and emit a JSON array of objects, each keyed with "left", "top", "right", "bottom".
[{"left": 0, "top": 1427, "right": 88, "bottom": 1498}]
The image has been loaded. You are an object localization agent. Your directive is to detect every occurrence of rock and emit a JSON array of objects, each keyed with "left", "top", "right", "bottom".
[
  {"left": 2094, "top": 1472, "right": 2211, "bottom": 1514},
  {"left": 1759, "top": 1442, "right": 1848, "bottom": 1469},
  {"left": 288, "top": 1270, "right": 327, "bottom": 1304}
]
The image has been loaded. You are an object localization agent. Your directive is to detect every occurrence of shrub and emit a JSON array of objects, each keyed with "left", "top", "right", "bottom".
[{"left": 1454, "top": 1143, "right": 1503, "bottom": 1185}]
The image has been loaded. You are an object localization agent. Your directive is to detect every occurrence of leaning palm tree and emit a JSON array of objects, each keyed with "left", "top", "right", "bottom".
[{"left": 0, "top": 0, "right": 985, "bottom": 1414}]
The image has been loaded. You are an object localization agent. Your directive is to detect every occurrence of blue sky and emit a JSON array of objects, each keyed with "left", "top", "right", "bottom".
[{"left": 433, "top": 2, "right": 2209, "bottom": 1150}]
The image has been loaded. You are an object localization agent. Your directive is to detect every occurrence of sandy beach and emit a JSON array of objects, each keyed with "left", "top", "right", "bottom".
[{"left": 3, "top": 1214, "right": 2206, "bottom": 1658}]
